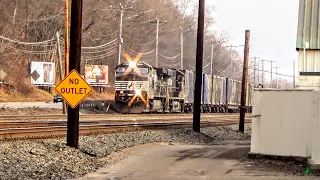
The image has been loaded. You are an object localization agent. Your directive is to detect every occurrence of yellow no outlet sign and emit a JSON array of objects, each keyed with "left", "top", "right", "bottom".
[{"left": 55, "top": 69, "right": 93, "bottom": 108}]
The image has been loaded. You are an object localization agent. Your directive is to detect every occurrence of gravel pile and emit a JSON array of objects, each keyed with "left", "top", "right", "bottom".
[{"left": 0, "top": 124, "right": 251, "bottom": 180}]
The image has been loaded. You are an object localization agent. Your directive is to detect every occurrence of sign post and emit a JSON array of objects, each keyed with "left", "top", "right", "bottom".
[
  {"left": 59, "top": 0, "right": 84, "bottom": 149},
  {"left": 55, "top": 70, "right": 92, "bottom": 148}
]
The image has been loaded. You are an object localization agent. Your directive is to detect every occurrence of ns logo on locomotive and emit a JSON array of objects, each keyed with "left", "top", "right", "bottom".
[{"left": 113, "top": 55, "right": 253, "bottom": 114}]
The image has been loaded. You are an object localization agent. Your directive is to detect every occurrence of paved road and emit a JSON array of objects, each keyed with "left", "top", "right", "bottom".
[
  {"left": 76, "top": 142, "right": 318, "bottom": 180},
  {"left": 0, "top": 102, "right": 63, "bottom": 109}
]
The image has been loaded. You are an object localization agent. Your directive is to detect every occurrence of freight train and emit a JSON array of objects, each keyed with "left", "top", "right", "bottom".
[{"left": 112, "top": 61, "right": 253, "bottom": 114}]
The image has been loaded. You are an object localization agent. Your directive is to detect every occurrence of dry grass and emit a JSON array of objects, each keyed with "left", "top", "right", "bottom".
[
  {"left": 0, "top": 78, "right": 114, "bottom": 102},
  {"left": 0, "top": 79, "right": 53, "bottom": 102},
  {"left": 85, "top": 90, "right": 114, "bottom": 101},
  {"left": 0, "top": 107, "right": 63, "bottom": 115}
]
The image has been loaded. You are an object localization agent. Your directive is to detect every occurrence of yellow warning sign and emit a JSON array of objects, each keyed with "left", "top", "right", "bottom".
[{"left": 55, "top": 69, "right": 93, "bottom": 108}]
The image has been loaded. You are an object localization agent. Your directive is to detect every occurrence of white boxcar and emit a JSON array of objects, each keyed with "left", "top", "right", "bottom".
[
  {"left": 246, "top": 83, "right": 254, "bottom": 107},
  {"left": 202, "top": 74, "right": 212, "bottom": 105},
  {"left": 216, "top": 76, "right": 225, "bottom": 105},
  {"left": 211, "top": 76, "right": 218, "bottom": 105}
]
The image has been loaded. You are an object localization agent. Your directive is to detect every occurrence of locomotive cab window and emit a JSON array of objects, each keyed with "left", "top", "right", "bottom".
[{"left": 115, "top": 65, "right": 149, "bottom": 81}]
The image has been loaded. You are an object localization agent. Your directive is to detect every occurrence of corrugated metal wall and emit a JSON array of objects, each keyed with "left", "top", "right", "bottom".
[
  {"left": 296, "top": 0, "right": 320, "bottom": 50},
  {"left": 298, "top": 50, "right": 320, "bottom": 71}
]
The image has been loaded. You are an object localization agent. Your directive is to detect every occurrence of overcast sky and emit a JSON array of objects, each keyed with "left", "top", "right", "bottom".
[{"left": 207, "top": 0, "right": 299, "bottom": 81}]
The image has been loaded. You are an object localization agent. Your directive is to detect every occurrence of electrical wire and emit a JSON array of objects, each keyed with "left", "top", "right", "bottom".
[
  {"left": 82, "top": 38, "right": 118, "bottom": 49},
  {"left": 82, "top": 50, "right": 117, "bottom": 60},
  {"left": 121, "top": 48, "right": 155, "bottom": 58},
  {"left": 159, "top": 52, "right": 180, "bottom": 59},
  {"left": 82, "top": 45, "right": 118, "bottom": 54},
  {"left": 0, "top": 10, "right": 63, "bottom": 22},
  {"left": 98, "top": 31, "right": 119, "bottom": 38},
  {"left": 122, "top": 43, "right": 156, "bottom": 55},
  {"left": 202, "top": 61, "right": 211, "bottom": 70},
  {"left": 125, "top": 9, "right": 155, "bottom": 20},
  {"left": 130, "top": 40, "right": 156, "bottom": 46},
  {"left": 0, "top": 35, "right": 55, "bottom": 45}
]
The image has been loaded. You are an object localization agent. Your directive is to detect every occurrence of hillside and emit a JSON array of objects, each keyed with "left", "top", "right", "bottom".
[{"left": 0, "top": 0, "right": 250, "bottom": 102}]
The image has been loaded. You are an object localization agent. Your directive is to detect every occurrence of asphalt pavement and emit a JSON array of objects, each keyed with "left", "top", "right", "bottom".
[{"left": 76, "top": 142, "right": 319, "bottom": 180}]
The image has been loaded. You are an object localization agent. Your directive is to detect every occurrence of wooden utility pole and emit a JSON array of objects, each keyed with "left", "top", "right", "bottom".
[
  {"left": 25, "top": 0, "right": 28, "bottom": 39},
  {"left": 227, "top": 45, "right": 237, "bottom": 79},
  {"left": 259, "top": 59, "right": 267, "bottom": 86},
  {"left": 149, "top": 18, "right": 166, "bottom": 68},
  {"left": 269, "top": 60, "right": 275, "bottom": 88},
  {"left": 193, "top": 0, "right": 205, "bottom": 132},
  {"left": 55, "top": 32, "right": 67, "bottom": 114},
  {"left": 116, "top": 4, "right": 132, "bottom": 65},
  {"left": 274, "top": 66, "right": 280, "bottom": 89},
  {"left": 210, "top": 43, "right": 214, "bottom": 76},
  {"left": 253, "top": 57, "right": 256, "bottom": 86},
  {"left": 253, "top": 56, "right": 260, "bottom": 87},
  {"left": 155, "top": 17, "right": 159, "bottom": 68},
  {"left": 180, "top": 26, "right": 184, "bottom": 70},
  {"left": 239, "top": 30, "right": 250, "bottom": 132},
  {"left": 65, "top": 0, "right": 70, "bottom": 76},
  {"left": 257, "top": 62, "right": 260, "bottom": 85},
  {"left": 64, "top": 0, "right": 70, "bottom": 112},
  {"left": 67, "top": 0, "right": 83, "bottom": 149}
]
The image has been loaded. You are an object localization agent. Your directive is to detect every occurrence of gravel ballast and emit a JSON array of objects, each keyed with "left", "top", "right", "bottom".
[{"left": 0, "top": 124, "right": 251, "bottom": 179}]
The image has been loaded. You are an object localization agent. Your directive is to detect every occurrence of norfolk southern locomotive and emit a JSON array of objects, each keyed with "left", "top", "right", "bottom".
[{"left": 113, "top": 61, "right": 253, "bottom": 114}]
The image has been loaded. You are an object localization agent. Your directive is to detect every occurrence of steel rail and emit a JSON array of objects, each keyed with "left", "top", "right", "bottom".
[
  {"left": 0, "top": 113, "right": 252, "bottom": 121},
  {"left": 0, "top": 120, "right": 251, "bottom": 140},
  {"left": 0, "top": 117, "right": 252, "bottom": 128}
]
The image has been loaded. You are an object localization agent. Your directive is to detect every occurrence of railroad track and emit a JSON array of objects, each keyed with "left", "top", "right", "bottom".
[
  {"left": 0, "top": 117, "right": 252, "bottom": 140},
  {"left": 0, "top": 113, "right": 252, "bottom": 121},
  {"left": 0, "top": 117, "right": 252, "bottom": 129}
]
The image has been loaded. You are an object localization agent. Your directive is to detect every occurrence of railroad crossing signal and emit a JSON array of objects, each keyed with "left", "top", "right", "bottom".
[{"left": 55, "top": 69, "right": 93, "bottom": 108}]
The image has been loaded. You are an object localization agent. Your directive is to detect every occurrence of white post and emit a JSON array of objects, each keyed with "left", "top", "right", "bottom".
[
  {"left": 180, "top": 26, "right": 184, "bottom": 70},
  {"left": 155, "top": 17, "right": 159, "bottom": 68},
  {"left": 117, "top": 4, "right": 124, "bottom": 65},
  {"left": 210, "top": 43, "right": 214, "bottom": 76}
]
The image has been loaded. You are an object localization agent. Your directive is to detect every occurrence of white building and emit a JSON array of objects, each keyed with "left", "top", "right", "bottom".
[{"left": 296, "top": 0, "right": 320, "bottom": 90}]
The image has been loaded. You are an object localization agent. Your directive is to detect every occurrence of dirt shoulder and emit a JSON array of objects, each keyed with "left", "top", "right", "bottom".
[{"left": 0, "top": 107, "right": 63, "bottom": 115}]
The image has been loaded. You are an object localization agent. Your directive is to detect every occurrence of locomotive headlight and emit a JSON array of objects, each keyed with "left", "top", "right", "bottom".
[
  {"left": 129, "top": 61, "right": 137, "bottom": 67},
  {"left": 135, "top": 89, "right": 141, "bottom": 96}
]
